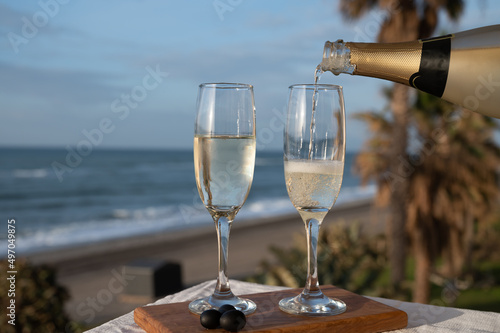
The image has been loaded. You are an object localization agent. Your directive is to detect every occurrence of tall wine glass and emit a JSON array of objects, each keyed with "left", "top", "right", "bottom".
[
  {"left": 189, "top": 83, "right": 257, "bottom": 315},
  {"left": 279, "top": 84, "right": 347, "bottom": 316}
]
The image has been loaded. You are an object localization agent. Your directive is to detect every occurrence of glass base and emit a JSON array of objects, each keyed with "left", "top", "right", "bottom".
[
  {"left": 188, "top": 294, "right": 257, "bottom": 315},
  {"left": 279, "top": 292, "right": 346, "bottom": 316}
]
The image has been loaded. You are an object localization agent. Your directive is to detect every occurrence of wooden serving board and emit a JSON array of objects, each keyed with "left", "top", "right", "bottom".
[{"left": 134, "top": 285, "right": 408, "bottom": 333}]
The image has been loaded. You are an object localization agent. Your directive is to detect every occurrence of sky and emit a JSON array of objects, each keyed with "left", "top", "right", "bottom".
[{"left": 1, "top": 0, "right": 499, "bottom": 152}]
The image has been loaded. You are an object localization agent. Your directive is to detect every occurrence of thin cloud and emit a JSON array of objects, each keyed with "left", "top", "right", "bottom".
[{"left": 0, "top": 62, "right": 127, "bottom": 113}]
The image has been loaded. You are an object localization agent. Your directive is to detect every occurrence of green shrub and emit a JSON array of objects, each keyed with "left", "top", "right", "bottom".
[
  {"left": 0, "top": 259, "right": 74, "bottom": 333},
  {"left": 247, "top": 222, "right": 390, "bottom": 296}
]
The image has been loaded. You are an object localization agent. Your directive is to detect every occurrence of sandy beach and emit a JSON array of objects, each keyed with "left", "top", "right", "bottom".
[{"left": 25, "top": 199, "right": 387, "bottom": 327}]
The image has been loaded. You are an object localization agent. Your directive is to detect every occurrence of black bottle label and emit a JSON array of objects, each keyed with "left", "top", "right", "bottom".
[{"left": 409, "top": 35, "right": 453, "bottom": 97}]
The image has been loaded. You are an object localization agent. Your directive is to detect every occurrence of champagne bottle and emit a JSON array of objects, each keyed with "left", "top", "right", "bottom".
[{"left": 320, "top": 25, "right": 500, "bottom": 118}]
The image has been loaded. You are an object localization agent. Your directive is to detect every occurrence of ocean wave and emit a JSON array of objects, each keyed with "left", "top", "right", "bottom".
[
  {"left": 108, "top": 205, "right": 178, "bottom": 220},
  {"left": 1, "top": 184, "right": 376, "bottom": 256},
  {"left": 2, "top": 212, "right": 211, "bottom": 255},
  {"left": 12, "top": 168, "right": 49, "bottom": 178}
]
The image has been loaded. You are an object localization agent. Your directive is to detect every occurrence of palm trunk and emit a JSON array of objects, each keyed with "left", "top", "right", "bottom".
[
  {"left": 412, "top": 227, "right": 431, "bottom": 303},
  {"left": 441, "top": 241, "right": 454, "bottom": 278},
  {"left": 462, "top": 208, "right": 475, "bottom": 275},
  {"left": 387, "top": 83, "right": 410, "bottom": 286},
  {"left": 449, "top": 227, "right": 463, "bottom": 277},
  {"left": 444, "top": 214, "right": 472, "bottom": 279}
]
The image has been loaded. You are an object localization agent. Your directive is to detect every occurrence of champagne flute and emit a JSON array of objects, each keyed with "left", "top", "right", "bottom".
[
  {"left": 189, "top": 83, "right": 257, "bottom": 315},
  {"left": 279, "top": 84, "right": 347, "bottom": 316}
]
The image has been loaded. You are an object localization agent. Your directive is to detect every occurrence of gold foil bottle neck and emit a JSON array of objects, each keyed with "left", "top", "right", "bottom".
[{"left": 347, "top": 41, "right": 423, "bottom": 85}]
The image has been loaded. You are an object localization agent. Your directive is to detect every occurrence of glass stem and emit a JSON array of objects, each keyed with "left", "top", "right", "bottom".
[
  {"left": 303, "top": 218, "right": 321, "bottom": 296},
  {"left": 213, "top": 216, "right": 233, "bottom": 298}
]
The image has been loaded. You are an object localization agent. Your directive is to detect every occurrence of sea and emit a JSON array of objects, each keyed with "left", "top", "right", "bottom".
[{"left": 0, "top": 147, "right": 375, "bottom": 255}]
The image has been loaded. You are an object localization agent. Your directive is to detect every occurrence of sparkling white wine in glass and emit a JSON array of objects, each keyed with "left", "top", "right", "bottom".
[
  {"left": 194, "top": 135, "right": 256, "bottom": 218},
  {"left": 189, "top": 83, "right": 257, "bottom": 315},
  {"left": 279, "top": 84, "right": 347, "bottom": 316},
  {"left": 285, "top": 160, "right": 343, "bottom": 222}
]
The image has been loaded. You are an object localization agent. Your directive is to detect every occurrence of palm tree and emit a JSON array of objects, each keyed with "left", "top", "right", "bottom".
[
  {"left": 356, "top": 89, "right": 500, "bottom": 303},
  {"left": 406, "top": 92, "right": 500, "bottom": 302},
  {"left": 339, "top": 0, "right": 464, "bottom": 288}
]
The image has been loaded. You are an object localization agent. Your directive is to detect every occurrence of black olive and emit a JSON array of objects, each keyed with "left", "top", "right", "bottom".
[
  {"left": 218, "top": 304, "right": 236, "bottom": 314},
  {"left": 220, "top": 310, "right": 246, "bottom": 332},
  {"left": 200, "top": 309, "right": 221, "bottom": 329}
]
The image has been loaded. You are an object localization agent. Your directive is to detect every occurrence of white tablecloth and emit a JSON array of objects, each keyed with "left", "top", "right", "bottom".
[{"left": 86, "top": 280, "right": 500, "bottom": 332}]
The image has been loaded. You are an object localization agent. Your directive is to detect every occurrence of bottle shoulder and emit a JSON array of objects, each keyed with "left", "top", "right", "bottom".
[{"left": 452, "top": 25, "right": 500, "bottom": 50}]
